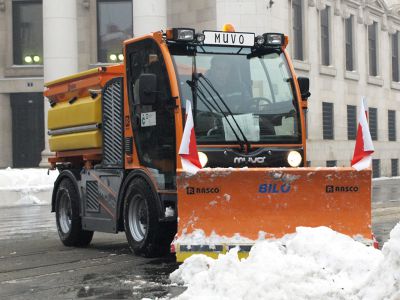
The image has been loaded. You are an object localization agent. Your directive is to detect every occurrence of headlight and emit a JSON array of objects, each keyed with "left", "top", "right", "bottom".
[
  {"left": 263, "top": 33, "right": 284, "bottom": 46},
  {"left": 287, "top": 151, "right": 302, "bottom": 167},
  {"left": 166, "top": 28, "right": 195, "bottom": 41},
  {"left": 198, "top": 152, "right": 208, "bottom": 167}
]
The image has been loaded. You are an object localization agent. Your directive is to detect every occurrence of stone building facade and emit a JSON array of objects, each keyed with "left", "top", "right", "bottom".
[{"left": 0, "top": 0, "right": 399, "bottom": 177}]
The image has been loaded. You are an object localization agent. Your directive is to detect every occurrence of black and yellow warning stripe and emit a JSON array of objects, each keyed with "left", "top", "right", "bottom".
[{"left": 175, "top": 244, "right": 254, "bottom": 262}]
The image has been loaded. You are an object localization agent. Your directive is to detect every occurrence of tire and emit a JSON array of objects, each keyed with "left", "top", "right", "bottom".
[
  {"left": 123, "top": 178, "right": 176, "bottom": 257},
  {"left": 55, "top": 178, "right": 94, "bottom": 247}
]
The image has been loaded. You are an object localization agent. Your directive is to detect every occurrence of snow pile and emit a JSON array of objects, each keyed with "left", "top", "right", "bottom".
[
  {"left": 171, "top": 225, "right": 400, "bottom": 300},
  {"left": 358, "top": 224, "right": 400, "bottom": 299},
  {"left": 0, "top": 168, "right": 58, "bottom": 207}
]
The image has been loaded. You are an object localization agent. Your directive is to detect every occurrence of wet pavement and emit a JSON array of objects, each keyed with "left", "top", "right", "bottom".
[
  {"left": 371, "top": 178, "right": 400, "bottom": 246},
  {"left": 0, "top": 178, "right": 399, "bottom": 299},
  {"left": 0, "top": 205, "right": 185, "bottom": 299}
]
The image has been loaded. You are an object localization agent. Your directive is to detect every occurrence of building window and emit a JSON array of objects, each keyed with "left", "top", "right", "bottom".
[
  {"left": 372, "top": 159, "right": 380, "bottom": 178},
  {"left": 392, "top": 159, "right": 399, "bottom": 177},
  {"left": 12, "top": 0, "right": 43, "bottom": 65},
  {"left": 347, "top": 105, "right": 357, "bottom": 140},
  {"left": 320, "top": 6, "right": 330, "bottom": 66},
  {"left": 322, "top": 102, "right": 334, "bottom": 139},
  {"left": 97, "top": 0, "right": 133, "bottom": 63},
  {"left": 388, "top": 110, "right": 396, "bottom": 141},
  {"left": 292, "top": 0, "right": 303, "bottom": 60},
  {"left": 345, "top": 16, "right": 354, "bottom": 71},
  {"left": 392, "top": 32, "right": 399, "bottom": 82},
  {"left": 369, "top": 107, "right": 378, "bottom": 141},
  {"left": 326, "top": 160, "right": 337, "bottom": 167},
  {"left": 368, "top": 22, "right": 378, "bottom": 76}
]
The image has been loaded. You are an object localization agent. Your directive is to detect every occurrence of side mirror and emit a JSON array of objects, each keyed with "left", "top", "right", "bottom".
[
  {"left": 135, "top": 73, "right": 157, "bottom": 105},
  {"left": 297, "top": 77, "right": 311, "bottom": 100}
]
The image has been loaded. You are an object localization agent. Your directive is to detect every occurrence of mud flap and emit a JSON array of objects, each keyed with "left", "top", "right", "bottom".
[{"left": 174, "top": 167, "right": 371, "bottom": 262}]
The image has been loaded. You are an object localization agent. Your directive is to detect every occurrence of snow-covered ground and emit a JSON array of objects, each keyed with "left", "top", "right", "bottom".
[
  {"left": 0, "top": 168, "right": 58, "bottom": 207},
  {"left": 171, "top": 225, "right": 400, "bottom": 300},
  {"left": 1, "top": 168, "right": 399, "bottom": 299}
]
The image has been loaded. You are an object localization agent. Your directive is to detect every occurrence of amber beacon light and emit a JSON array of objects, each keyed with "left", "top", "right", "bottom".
[{"left": 222, "top": 23, "right": 236, "bottom": 32}]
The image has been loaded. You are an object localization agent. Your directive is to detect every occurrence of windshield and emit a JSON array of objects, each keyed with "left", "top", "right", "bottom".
[{"left": 172, "top": 48, "right": 300, "bottom": 144}]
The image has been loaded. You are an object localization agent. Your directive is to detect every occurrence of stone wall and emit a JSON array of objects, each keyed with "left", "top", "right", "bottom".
[{"left": 167, "top": 0, "right": 216, "bottom": 31}]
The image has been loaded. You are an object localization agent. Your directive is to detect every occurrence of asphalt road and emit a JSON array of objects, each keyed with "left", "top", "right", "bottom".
[
  {"left": 0, "top": 178, "right": 399, "bottom": 299},
  {"left": 371, "top": 178, "right": 400, "bottom": 246},
  {"left": 0, "top": 206, "right": 184, "bottom": 300}
]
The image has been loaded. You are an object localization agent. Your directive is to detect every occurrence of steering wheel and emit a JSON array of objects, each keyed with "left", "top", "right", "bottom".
[
  {"left": 207, "top": 126, "right": 220, "bottom": 136},
  {"left": 241, "top": 97, "right": 272, "bottom": 113},
  {"left": 196, "top": 111, "right": 222, "bottom": 136}
]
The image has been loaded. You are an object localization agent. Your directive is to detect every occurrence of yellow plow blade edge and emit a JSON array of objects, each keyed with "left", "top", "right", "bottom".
[{"left": 175, "top": 167, "right": 372, "bottom": 262}]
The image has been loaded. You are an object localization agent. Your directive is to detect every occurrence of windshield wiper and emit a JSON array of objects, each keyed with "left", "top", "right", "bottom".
[
  {"left": 186, "top": 80, "right": 218, "bottom": 112},
  {"left": 186, "top": 77, "right": 246, "bottom": 151},
  {"left": 197, "top": 73, "right": 251, "bottom": 152}
]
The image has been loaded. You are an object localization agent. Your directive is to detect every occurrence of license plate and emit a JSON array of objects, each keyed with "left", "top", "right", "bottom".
[{"left": 203, "top": 31, "right": 255, "bottom": 47}]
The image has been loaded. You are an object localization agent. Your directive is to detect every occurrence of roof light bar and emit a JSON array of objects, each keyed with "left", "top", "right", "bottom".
[
  {"left": 263, "top": 33, "right": 285, "bottom": 46},
  {"left": 166, "top": 28, "right": 195, "bottom": 41},
  {"left": 255, "top": 35, "right": 265, "bottom": 46}
]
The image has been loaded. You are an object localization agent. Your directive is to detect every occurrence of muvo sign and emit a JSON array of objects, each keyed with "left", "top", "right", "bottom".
[
  {"left": 203, "top": 31, "right": 255, "bottom": 47},
  {"left": 234, "top": 157, "right": 266, "bottom": 164}
]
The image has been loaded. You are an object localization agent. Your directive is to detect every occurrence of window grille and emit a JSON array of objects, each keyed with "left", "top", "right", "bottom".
[
  {"left": 323, "top": 102, "right": 334, "bottom": 140},
  {"left": 347, "top": 105, "right": 357, "bottom": 140}
]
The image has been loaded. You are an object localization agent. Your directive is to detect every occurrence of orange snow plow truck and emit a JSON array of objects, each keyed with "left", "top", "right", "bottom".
[{"left": 45, "top": 27, "right": 372, "bottom": 262}]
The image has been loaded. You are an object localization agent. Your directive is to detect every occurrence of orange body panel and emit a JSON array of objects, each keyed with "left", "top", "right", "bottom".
[
  {"left": 44, "top": 65, "right": 124, "bottom": 103},
  {"left": 176, "top": 167, "right": 371, "bottom": 240}
]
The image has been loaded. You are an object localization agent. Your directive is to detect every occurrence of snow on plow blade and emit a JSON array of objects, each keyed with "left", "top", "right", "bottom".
[{"left": 174, "top": 167, "right": 372, "bottom": 262}]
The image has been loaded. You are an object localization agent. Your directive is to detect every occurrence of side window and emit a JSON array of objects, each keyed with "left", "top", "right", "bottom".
[
  {"left": 126, "top": 39, "right": 176, "bottom": 189},
  {"left": 128, "top": 42, "right": 171, "bottom": 106}
]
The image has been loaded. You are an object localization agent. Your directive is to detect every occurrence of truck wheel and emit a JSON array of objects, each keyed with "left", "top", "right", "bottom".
[
  {"left": 124, "top": 178, "right": 174, "bottom": 257},
  {"left": 55, "top": 178, "right": 93, "bottom": 247}
]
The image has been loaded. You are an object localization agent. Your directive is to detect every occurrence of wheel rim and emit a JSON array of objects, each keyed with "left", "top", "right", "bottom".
[
  {"left": 59, "top": 193, "right": 72, "bottom": 234},
  {"left": 128, "top": 194, "right": 148, "bottom": 242}
]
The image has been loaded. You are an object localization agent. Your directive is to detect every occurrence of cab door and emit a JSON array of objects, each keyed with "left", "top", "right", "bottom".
[{"left": 125, "top": 39, "right": 176, "bottom": 189}]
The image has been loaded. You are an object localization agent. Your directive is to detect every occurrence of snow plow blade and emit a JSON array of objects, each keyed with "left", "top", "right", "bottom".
[{"left": 174, "top": 167, "right": 372, "bottom": 262}]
